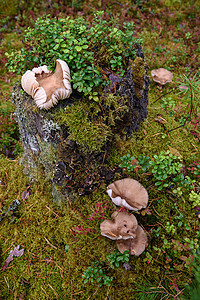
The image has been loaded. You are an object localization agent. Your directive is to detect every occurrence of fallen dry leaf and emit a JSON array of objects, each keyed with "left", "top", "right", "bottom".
[
  {"left": 2, "top": 245, "right": 24, "bottom": 271},
  {"left": 21, "top": 185, "right": 31, "bottom": 200},
  {"left": 130, "top": 159, "right": 141, "bottom": 171},
  {"left": 168, "top": 146, "right": 182, "bottom": 158},
  {"left": 178, "top": 85, "right": 189, "bottom": 90}
]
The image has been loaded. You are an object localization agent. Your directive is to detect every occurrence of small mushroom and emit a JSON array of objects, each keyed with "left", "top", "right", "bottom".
[
  {"left": 151, "top": 68, "right": 173, "bottom": 85},
  {"left": 107, "top": 178, "right": 148, "bottom": 211},
  {"left": 100, "top": 211, "right": 138, "bottom": 240},
  {"left": 21, "top": 59, "right": 72, "bottom": 109},
  {"left": 116, "top": 225, "right": 148, "bottom": 256}
]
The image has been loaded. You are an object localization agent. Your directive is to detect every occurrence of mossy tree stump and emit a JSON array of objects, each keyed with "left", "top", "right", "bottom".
[{"left": 12, "top": 46, "right": 150, "bottom": 204}]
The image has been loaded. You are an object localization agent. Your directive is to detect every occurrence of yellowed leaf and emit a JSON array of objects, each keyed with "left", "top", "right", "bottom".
[{"left": 168, "top": 146, "right": 182, "bottom": 158}]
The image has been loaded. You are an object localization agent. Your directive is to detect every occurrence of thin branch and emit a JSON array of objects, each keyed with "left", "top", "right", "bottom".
[
  {"left": 153, "top": 86, "right": 178, "bottom": 104},
  {"left": 188, "top": 63, "right": 200, "bottom": 77},
  {"left": 167, "top": 121, "right": 187, "bottom": 133}
]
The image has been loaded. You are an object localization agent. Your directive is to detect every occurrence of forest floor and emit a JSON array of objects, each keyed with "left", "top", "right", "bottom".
[{"left": 0, "top": 1, "right": 200, "bottom": 299}]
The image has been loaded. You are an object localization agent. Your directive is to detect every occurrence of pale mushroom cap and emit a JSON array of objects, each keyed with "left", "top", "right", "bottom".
[
  {"left": 21, "top": 59, "right": 72, "bottom": 109},
  {"left": 100, "top": 211, "right": 138, "bottom": 240},
  {"left": 151, "top": 68, "right": 173, "bottom": 85},
  {"left": 107, "top": 178, "right": 148, "bottom": 211},
  {"left": 21, "top": 70, "right": 40, "bottom": 96},
  {"left": 32, "top": 65, "right": 51, "bottom": 75},
  {"left": 116, "top": 225, "right": 148, "bottom": 256}
]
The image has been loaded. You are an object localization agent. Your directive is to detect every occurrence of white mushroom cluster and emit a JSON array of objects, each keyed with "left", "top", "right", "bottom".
[
  {"left": 100, "top": 178, "right": 148, "bottom": 256},
  {"left": 21, "top": 59, "right": 72, "bottom": 109}
]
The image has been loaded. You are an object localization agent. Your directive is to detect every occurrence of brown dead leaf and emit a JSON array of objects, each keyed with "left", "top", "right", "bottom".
[
  {"left": 2, "top": 245, "right": 24, "bottom": 271},
  {"left": 168, "top": 146, "right": 182, "bottom": 158},
  {"left": 130, "top": 159, "right": 141, "bottom": 171},
  {"left": 21, "top": 185, "right": 31, "bottom": 200},
  {"left": 178, "top": 85, "right": 189, "bottom": 91}
]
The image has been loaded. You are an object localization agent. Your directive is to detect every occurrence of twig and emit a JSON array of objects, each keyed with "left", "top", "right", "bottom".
[
  {"left": 18, "top": 0, "right": 22, "bottom": 12},
  {"left": 105, "top": 285, "right": 112, "bottom": 300},
  {"left": 174, "top": 288, "right": 185, "bottom": 298},
  {"left": 152, "top": 205, "right": 160, "bottom": 216},
  {"left": 41, "top": 286, "right": 51, "bottom": 299},
  {"left": 188, "top": 63, "right": 200, "bottom": 77},
  {"left": 45, "top": 206, "right": 60, "bottom": 218},
  {"left": 4, "top": 276, "right": 9, "bottom": 290},
  {"left": 87, "top": 285, "right": 100, "bottom": 300},
  {"left": 48, "top": 284, "right": 59, "bottom": 299},
  {"left": 168, "top": 119, "right": 187, "bottom": 133},
  {"left": 48, "top": 0, "right": 53, "bottom": 10},
  {"left": 44, "top": 236, "right": 57, "bottom": 249},
  {"left": 153, "top": 86, "right": 178, "bottom": 104}
]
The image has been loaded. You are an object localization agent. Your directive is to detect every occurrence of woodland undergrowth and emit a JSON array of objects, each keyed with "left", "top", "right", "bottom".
[{"left": 0, "top": 1, "right": 200, "bottom": 299}]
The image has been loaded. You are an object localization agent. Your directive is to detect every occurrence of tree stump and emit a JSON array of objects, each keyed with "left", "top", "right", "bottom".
[{"left": 12, "top": 45, "right": 150, "bottom": 205}]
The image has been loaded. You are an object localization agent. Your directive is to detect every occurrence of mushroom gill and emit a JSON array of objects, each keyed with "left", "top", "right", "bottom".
[
  {"left": 100, "top": 211, "right": 138, "bottom": 240},
  {"left": 107, "top": 178, "right": 148, "bottom": 211}
]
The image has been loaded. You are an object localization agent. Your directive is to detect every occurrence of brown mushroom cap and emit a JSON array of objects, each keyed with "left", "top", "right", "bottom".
[
  {"left": 100, "top": 211, "right": 138, "bottom": 240},
  {"left": 151, "top": 68, "right": 173, "bottom": 85},
  {"left": 116, "top": 225, "right": 148, "bottom": 256},
  {"left": 107, "top": 178, "right": 148, "bottom": 211},
  {"left": 21, "top": 59, "right": 72, "bottom": 109}
]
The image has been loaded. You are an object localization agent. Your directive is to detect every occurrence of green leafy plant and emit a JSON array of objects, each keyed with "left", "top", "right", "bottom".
[
  {"left": 120, "top": 150, "right": 197, "bottom": 193},
  {"left": 189, "top": 191, "right": 200, "bottom": 207},
  {"left": 119, "top": 153, "right": 136, "bottom": 172},
  {"left": 82, "top": 250, "right": 130, "bottom": 287},
  {"left": 165, "top": 222, "right": 176, "bottom": 235},
  {"left": 6, "top": 11, "right": 142, "bottom": 96},
  {"left": 82, "top": 261, "right": 113, "bottom": 286},
  {"left": 107, "top": 249, "right": 130, "bottom": 268},
  {"left": 119, "top": 154, "right": 150, "bottom": 172},
  {"left": 149, "top": 150, "right": 183, "bottom": 190},
  {"left": 0, "top": 199, "right": 20, "bottom": 223},
  {"left": 161, "top": 96, "right": 176, "bottom": 116}
]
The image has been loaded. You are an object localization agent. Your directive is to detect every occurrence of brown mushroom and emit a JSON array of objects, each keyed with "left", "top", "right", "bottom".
[
  {"left": 151, "top": 68, "right": 173, "bottom": 85},
  {"left": 116, "top": 225, "right": 148, "bottom": 256},
  {"left": 21, "top": 59, "right": 72, "bottom": 109},
  {"left": 100, "top": 211, "right": 138, "bottom": 240},
  {"left": 107, "top": 178, "right": 148, "bottom": 211}
]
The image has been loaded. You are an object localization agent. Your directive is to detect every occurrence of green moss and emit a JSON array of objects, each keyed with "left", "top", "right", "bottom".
[
  {"left": 0, "top": 0, "right": 18, "bottom": 17},
  {"left": 57, "top": 102, "right": 111, "bottom": 154},
  {"left": 56, "top": 94, "right": 128, "bottom": 155},
  {"left": 0, "top": 157, "right": 161, "bottom": 298},
  {"left": 130, "top": 57, "right": 146, "bottom": 98}
]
